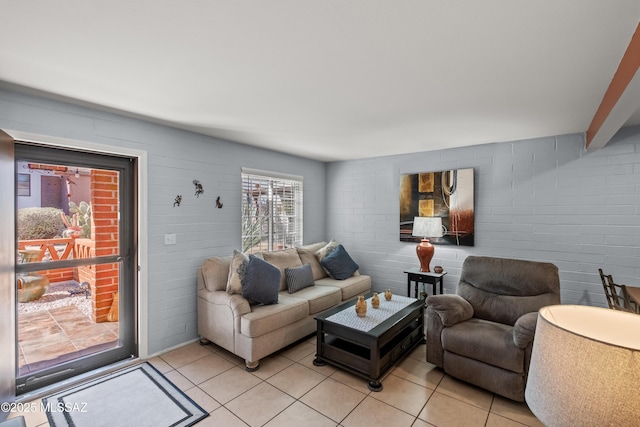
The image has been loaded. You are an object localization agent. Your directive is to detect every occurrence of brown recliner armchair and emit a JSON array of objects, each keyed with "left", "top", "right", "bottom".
[{"left": 425, "top": 256, "right": 561, "bottom": 402}]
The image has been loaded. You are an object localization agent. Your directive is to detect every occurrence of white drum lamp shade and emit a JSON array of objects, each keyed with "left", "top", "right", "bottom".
[
  {"left": 525, "top": 305, "right": 640, "bottom": 427},
  {"left": 412, "top": 216, "right": 443, "bottom": 239}
]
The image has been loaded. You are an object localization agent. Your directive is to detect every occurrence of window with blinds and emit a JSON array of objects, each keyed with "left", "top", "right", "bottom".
[{"left": 241, "top": 168, "right": 303, "bottom": 253}]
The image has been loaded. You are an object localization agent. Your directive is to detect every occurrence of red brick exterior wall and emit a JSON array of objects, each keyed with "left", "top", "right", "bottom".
[
  {"left": 38, "top": 267, "right": 74, "bottom": 283},
  {"left": 90, "top": 170, "right": 120, "bottom": 323}
]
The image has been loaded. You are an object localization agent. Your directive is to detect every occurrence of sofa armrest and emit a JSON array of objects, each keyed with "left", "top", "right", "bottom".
[
  {"left": 197, "top": 289, "right": 251, "bottom": 353},
  {"left": 198, "top": 289, "right": 251, "bottom": 318},
  {"left": 425, "top": 294, "right": 474, "bottom": 326},
  {"left": 513, "top": 312, "right": 539, "bottom": 349}
]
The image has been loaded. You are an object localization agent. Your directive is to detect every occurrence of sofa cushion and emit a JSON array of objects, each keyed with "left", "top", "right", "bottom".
[
  {"left": 242, "top": 255, "right": 280, "bottom": 305},
  {"left": 442, "top": 318, "right": 524, "bottom": 373},
  {"left": 286, "top": 284, "right": 342, "bottom": 314},
  {"left": 227, "top": 250, "right": 249, "bottom": 294},
  {"left": 201, "top": 255, "right": 232, "bottom": 292},
  {"left": 240, "top": 293, "right": 309, "bottom": 338},
  {"left": 285, "top": 263, "right": 315, "bottom": 294},
  {"left": 320, "top": 244, "right": 359, "bottom": 280},
  {"left": 296, "top": 242, "right": 327, "bottom": 280},
  {"left": 315, "top": 274, "right": 371, "bottom": 301},
  {"left": 262, "top": 248, "right": 303, "bottom": 291}
]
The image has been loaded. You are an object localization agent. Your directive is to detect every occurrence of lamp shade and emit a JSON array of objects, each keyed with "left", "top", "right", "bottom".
[
  {"left": 412, "top": 217, "right": 443, "bottom": 238},
  {"left": 525, "top": 305, "right": 640, "bottom": 427}
]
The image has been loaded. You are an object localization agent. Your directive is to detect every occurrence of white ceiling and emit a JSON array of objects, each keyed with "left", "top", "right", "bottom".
[{"left": 2, "top": 1, "right": 640, "bottom": 162}]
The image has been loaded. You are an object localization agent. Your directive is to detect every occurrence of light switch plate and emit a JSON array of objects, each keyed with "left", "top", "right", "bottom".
[{"left": 164, "top": 233, "right": 177, "bottom": 245}]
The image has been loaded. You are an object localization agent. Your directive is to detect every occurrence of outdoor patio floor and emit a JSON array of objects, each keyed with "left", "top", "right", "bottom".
[{"left": 18, "top": 304, "right": 119, "bottom": 377}]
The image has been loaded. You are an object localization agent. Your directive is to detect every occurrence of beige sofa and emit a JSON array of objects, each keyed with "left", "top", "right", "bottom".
[{"left": 197, "top": 242, "right": 371, "bottom": 371}]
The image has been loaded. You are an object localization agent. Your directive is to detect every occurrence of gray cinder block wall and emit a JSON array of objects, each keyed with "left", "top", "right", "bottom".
[
  {"left": 325, "top": 127, "right": 640, "bottom": 307},
  {"left": 0, "top": 88, "right": 326, "bottom": 354},
  {"left": 2, "top": 86, "right": 639, "bottom": 355}
]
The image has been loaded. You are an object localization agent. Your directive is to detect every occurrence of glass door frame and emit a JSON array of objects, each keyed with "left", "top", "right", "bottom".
[
  {"left": 15, "top": 143, "right": 136, "bottom": 395},
  {"left": 0, "top": 130, "right": 17, "bottom": 420},
  {"left": 2, "top": 129, "right": 149, "bottom": 400}
]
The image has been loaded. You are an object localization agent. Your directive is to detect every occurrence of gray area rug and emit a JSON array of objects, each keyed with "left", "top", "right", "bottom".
[{"left": 43, "top": 362, "right": 208, "bottom": 427}]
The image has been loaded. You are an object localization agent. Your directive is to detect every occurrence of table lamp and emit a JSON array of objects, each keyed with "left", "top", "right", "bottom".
[
  {"left": 525, "top": 305, "right": 640, "bottom": 426},
  {"left": 411, "top": 216, "right": 443, "bottom": 272}
]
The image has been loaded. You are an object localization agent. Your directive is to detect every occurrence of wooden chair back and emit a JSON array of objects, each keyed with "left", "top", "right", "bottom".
[{"left": 598, "top": 269, "right": 637, "bottom": 313}]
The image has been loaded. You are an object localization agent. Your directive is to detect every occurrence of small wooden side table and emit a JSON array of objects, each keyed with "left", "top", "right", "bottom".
[{"left": 404, "top": 268, "right": 447, "bottom": 299}]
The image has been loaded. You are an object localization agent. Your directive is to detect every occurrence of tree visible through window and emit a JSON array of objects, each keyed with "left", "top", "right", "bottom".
[{"left": 242, "top": 168, "right": 303, "bottom": 253}]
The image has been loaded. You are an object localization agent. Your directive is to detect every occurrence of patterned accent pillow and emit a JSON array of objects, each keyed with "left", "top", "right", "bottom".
[
  {"left": 314, "top": 240, "right": 339, "bottom": 263},
  {"left": 320, "top": 244, "right": 359, "bottom": 280},
  {"left": 226, "top": 250, "right": 249, "bottom": 294},
  {"left": 242, "top": 255, "right": 280, "bottom": 305},
  {"left": 285, "top": 263, "right": 315, "bottom": 294}
]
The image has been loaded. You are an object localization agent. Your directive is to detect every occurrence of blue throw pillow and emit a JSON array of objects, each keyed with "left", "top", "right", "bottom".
[
  {"left": 285, "top": 263, "right": 315, "bottom": 293},
  {"left": 320, "top": 244, "right": 359, "bottom": 280},
  {"left": 242, "top": 255, "right": 280, "bottom": 305}
]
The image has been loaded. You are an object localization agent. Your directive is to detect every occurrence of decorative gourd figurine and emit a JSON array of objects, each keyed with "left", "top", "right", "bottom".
[
  {"left": 355, "top": 295, "right": 367, "bottom": 317},
  {"left": 371, "top": 292, "right": 380, "bottom": 308},
  {"left": 384, "top": 289, "right": 392, "bottom": 301}
]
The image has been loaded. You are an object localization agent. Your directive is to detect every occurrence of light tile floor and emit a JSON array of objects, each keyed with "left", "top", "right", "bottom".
[{"left": 9, "top": 336, "right": 544, "bottom": 427}]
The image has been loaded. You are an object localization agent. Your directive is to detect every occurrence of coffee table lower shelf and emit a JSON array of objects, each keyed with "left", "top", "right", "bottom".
[{"left": 313, "top": 297, "right": 424, "bottom": 391}]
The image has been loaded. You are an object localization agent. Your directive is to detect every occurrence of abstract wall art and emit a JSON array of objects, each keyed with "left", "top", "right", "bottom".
[{"left": 399, "top": 168, "right": 474, "bottom": 246}]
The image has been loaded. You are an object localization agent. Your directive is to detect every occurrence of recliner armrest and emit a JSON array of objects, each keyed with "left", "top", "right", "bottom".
[
  {"left": 425, "top": 294, "right": 474, "bottom": 326},
  {"left": 513, "top": 312, "right": 539, "bottom": 348}
]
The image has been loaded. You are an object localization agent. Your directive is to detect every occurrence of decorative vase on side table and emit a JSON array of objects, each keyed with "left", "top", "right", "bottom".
[
  {"left": 416, "top": 239, "right": 434, "bottom": 272},
  {"left": 411, "top": 216, "right": 443, "bottom": 273}
]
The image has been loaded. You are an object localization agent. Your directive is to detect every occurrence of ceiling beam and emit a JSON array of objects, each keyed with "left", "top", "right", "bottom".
[{"left": 586, "top": 22, "right": 640, "bottom": 150}]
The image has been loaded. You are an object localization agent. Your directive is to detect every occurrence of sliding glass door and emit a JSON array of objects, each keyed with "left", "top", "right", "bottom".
[{"left": 14, "top": 143, "right": 138, "bottom": 395}]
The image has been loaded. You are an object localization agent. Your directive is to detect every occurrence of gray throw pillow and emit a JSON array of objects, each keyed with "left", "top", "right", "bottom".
[
  {"left": 242, "top": 255, "right": 280, "bottom": 305},
  {"left": 285, "top": 263, "right": 315, "bottom": 293},
  {"left": 320, "top": 244, "right": 359, "bottom": 280}
]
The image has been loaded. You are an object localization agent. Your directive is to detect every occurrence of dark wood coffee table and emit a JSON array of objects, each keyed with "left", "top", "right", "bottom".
[{"left": 313, "top": 293, "right": 424, "bottom": 391}]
